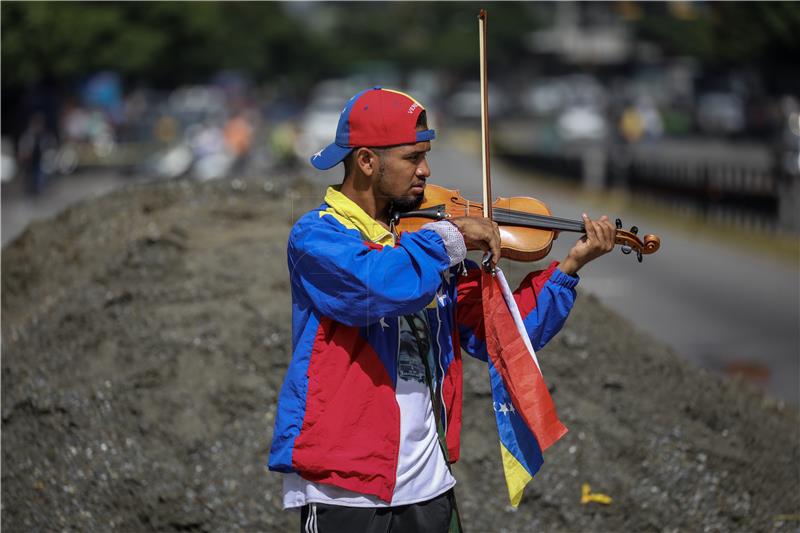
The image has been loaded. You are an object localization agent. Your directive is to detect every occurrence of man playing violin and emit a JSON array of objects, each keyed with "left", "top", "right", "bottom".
[{"left": 268, "top": 87, "right": 616, "bottom": 533}]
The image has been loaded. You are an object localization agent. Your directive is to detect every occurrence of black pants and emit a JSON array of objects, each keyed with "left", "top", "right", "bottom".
[{"left": 299, "top": 489, "right": 457, "bottom": 533}]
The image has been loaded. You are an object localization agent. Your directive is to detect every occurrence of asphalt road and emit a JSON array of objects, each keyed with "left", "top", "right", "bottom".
[
  {"left": 422, "top": 131, "right": 800, "bottom": 406},
  {"left": 6, "top": 135, "right": 799, "bottom": 405}
]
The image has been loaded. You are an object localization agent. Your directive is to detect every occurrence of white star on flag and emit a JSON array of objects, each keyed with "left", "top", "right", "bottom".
[
  {"left": 499, "top": 403, "right": 510, "bottom": 415},
  {"left": 508, "top": 403, "right": 516, "bottom": 414},
  {"left": 379, "top": 317, "right": 389, "bottom": 330}
]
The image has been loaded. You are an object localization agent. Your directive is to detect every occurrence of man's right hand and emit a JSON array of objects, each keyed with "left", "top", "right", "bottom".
[{"left": 448, "top": 216, "right": 502, "bottom": 267}]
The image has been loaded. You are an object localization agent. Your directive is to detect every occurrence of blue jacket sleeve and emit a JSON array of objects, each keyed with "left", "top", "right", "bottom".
[
  {"left": 288, "top": 216, "right": 450, "bottom": 327},
  {"left": 514, "top": 261, "right": 579, "bottom": 351}
]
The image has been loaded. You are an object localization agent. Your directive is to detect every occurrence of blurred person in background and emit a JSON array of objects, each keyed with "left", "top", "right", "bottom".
[
  {"left": 17, "top": 111, "right": 57, "bottom": 195},
  {"left": 268, "top": 120, "right": 300, "bottom": 171},
  {"left": 267, "top": 87, "right": 617, "bottom": 533},
  {"left": 60, "top": 98, "right": 91, "bottom": 144},
  {"left": 223, "top": 109, "right": 255, "bottom": 175}
]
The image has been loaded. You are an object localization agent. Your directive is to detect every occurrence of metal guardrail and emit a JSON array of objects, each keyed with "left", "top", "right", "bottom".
[
  {"left": 495, "top": 137, "right": 797, "bottom": 233},
  {"left": 617, "top": 158, "right": 779, "bottom": 231}
]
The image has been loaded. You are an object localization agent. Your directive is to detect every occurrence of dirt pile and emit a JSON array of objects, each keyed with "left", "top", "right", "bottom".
[{"left": 2, "top": 178, "right": 798, "bottom": 532}]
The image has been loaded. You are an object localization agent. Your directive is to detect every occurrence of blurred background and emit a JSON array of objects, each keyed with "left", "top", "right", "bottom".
[{"left": 2, "top": 1, "right": 798, "bottom": 404}]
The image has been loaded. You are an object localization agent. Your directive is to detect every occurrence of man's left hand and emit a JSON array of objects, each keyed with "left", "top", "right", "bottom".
[{"left": 558, "top": 214, "right": 616, "bottom": 276}]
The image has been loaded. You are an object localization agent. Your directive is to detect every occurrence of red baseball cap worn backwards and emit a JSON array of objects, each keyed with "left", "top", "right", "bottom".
[{"left": 310, "top": 87, "right": 436, "bottom": 170}]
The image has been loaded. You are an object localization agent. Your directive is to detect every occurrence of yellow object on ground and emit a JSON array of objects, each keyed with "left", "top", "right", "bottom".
[{"left": 581, "top": 483, "right": 612, "bottom": 505}]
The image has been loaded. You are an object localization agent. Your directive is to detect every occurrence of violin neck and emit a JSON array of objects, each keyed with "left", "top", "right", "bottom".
[
  {"left": 395, "top": 204, "right": 586, "bottom": 234},
  {"left": 493, "top": 207, "right": 585, "bottom": 233}
]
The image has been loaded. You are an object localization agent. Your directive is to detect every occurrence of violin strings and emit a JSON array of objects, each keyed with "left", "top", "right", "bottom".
[
  {"left": 493, "top": 207, "right": 584, "bottom": 228},
  {"left": 398, "top": 203, "right": 588, "bottom": 233},
  {"left": 493, "top": 208, "right": 585, "bottom": 233}
]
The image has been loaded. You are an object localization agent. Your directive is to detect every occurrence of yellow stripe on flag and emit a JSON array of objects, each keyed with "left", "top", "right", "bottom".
[{"left": 500, "top": 443, "right": 533, "bottom": 507}]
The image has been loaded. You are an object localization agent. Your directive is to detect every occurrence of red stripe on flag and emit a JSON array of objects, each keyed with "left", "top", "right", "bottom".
[{"left": 481, "top": 270, "right": 567, "bottom": 451}]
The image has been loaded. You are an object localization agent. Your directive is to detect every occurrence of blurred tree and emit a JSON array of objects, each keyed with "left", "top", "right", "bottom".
[
  {"left": 312, "top": 2, "right": 541, "bottom": 77},
  {"left": 1, "top": 1, "right": 542, "bottom": 90},
  {"left": 636, "top": 1, "right": 800, "bottom": 65},
  {"left": 2, "top": 3, "right": 164, "bottom": 85},
  {"left": 2, "top": 1, "right": 796, "bottom": 94},
  {"left": 0, "top": 2, "right": 319, "bottom": 88}
]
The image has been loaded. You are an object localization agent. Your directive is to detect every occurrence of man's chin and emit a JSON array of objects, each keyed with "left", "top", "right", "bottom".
[{"left": 392, "top": 194, "right": 424, "bottom": 213}]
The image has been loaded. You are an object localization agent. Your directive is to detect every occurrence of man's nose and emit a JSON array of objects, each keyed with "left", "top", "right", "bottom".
[{"left": 417, "top": 159, "right": 431, "bottom": 178}]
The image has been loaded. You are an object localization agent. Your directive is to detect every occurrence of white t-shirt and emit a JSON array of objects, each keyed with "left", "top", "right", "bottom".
[{"left": 283, "top": 311, "right": 455, "bottom": 508}]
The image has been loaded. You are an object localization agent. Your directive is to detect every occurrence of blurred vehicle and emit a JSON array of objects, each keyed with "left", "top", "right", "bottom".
[
  {"left": 618, "top": 98, "right": 664, "bottom": 143},
  {"left": 696, "top": 92, "right": 746, "bottom": 136},
  {"left": 406, "top": 69, "right": 445, "bottom": 108},
  {"left": 167, "top": 86, "right": 227, "bottom": 126},
  {"left": 779, "top": 96, "right": 800, "bottom": 178},
  {"left": 522, "top": 79, "right": 564, "bottom": 116},
  {"left": 186, "top": 120, "right": 232, "bottom": 181},
  {"left": 295, "top": 79, "right": 357, "bottom": 159},
  {"left": 445, "top": 81, "right": 510, "bottom": 122},
  {"left": 2, "top": 137, "right": 17, "bottom": 183},
  {"left": 145, "top": 143, "right": 194, "bottom": 179},
  {"left": 556, "top": 106, "right": 607, "bottom": 141},
  {"left": 124, "top": 86, "right": 234, "bottom": 180},
  {"left": 521, "top": 74, "right": 607, "bottom": 117}
]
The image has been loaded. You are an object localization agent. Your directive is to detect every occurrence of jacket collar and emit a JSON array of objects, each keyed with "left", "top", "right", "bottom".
[{"left": 324, "top": 186, "right": 394, "bottom": 246}]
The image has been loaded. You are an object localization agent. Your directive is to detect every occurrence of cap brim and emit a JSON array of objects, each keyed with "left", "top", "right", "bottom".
[{"left": 310, "top": 142, "right": 353, "bottom": 170}]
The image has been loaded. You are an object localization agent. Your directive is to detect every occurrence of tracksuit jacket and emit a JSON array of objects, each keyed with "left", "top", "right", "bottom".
[{"left": 268, "top": 186, "right": 579, "bottom": 503}]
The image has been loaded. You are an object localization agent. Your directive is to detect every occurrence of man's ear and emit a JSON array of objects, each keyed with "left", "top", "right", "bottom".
[{"left": 354, "top": 147, "right": 379, "bottom": 177}]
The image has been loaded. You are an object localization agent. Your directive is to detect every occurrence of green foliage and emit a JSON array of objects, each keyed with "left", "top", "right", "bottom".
[
  {"left": 1, "top": 1, "right": 543, "bottom": 89},
  {"left": 0, "top": 2, "right": 312, "bottom": 87},
  {"left": 635, "top": 1, "right": 800, "bottom": 65},
  {"left": 2, "top": 1, "right": 797, "bottom": 90},
  {"left": 1, "top": 3, "right": 166, "bottom": 84}
]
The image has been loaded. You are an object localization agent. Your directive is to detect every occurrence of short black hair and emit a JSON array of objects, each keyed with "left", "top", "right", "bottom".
[{"left": 416, "top": 110, "right": 428, "bottom": 130}]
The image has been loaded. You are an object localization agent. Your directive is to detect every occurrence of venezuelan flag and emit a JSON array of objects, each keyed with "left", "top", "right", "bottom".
[
  {"left": 482, "top": 269, "right": 568, "bottom": 506},
  {"left": 488, "top": 358, "right": 544, "bottom": 506}
]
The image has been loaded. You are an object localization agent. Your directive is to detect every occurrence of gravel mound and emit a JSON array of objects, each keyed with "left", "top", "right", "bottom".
[{"left": 2, "top": 178, "right": 798, "bottom": 532}]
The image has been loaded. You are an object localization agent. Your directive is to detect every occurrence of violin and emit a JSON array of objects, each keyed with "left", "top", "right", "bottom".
[
  {"left": 393, "top": 9, "right": 660, "bottom": 265},
  {"left": 392, "top": 183, "right": 661, "bottom": 263}
]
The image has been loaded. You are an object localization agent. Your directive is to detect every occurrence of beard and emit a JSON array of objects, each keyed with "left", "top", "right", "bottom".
[
  {"left": 376, "top": 163, "right": 424, "bottom": 214},
  {"left": 389, "top": 192, "right": 424, "bottom": 213}
]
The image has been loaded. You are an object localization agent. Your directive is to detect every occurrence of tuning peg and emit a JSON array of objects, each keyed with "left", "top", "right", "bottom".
[
  {"left": 637, "top": 250, "right": 643, "bottom": 263},
  {"left": 630, "top": 226, "right": 638, "bottom": 235},
  {"left": 615, "top": 218, "right": 622, "bottom": 230},
  {"left": 621, "top": 245, "right": 632, "bottom": 255}
]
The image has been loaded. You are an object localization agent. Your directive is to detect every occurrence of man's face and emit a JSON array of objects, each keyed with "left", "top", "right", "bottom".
[{"left": 373, "top": 140, "right": 431, "bottom": 213}]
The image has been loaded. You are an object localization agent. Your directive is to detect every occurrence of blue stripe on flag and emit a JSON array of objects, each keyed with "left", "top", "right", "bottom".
[{"left": 488, "top": 357, "right": 544, "bottom": 506}]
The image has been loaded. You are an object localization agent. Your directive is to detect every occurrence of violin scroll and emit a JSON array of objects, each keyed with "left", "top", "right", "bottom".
[{"left": 613, "top": 223, "right": 661, "bottom": 263}]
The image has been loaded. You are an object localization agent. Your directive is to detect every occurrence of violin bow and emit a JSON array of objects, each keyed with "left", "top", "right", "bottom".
[
  {"left": 478, "top": 9, "right": 496, "bottom": 274},
  {"left": 476, "top": 10, "right": 660, "bottom": 266}
]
